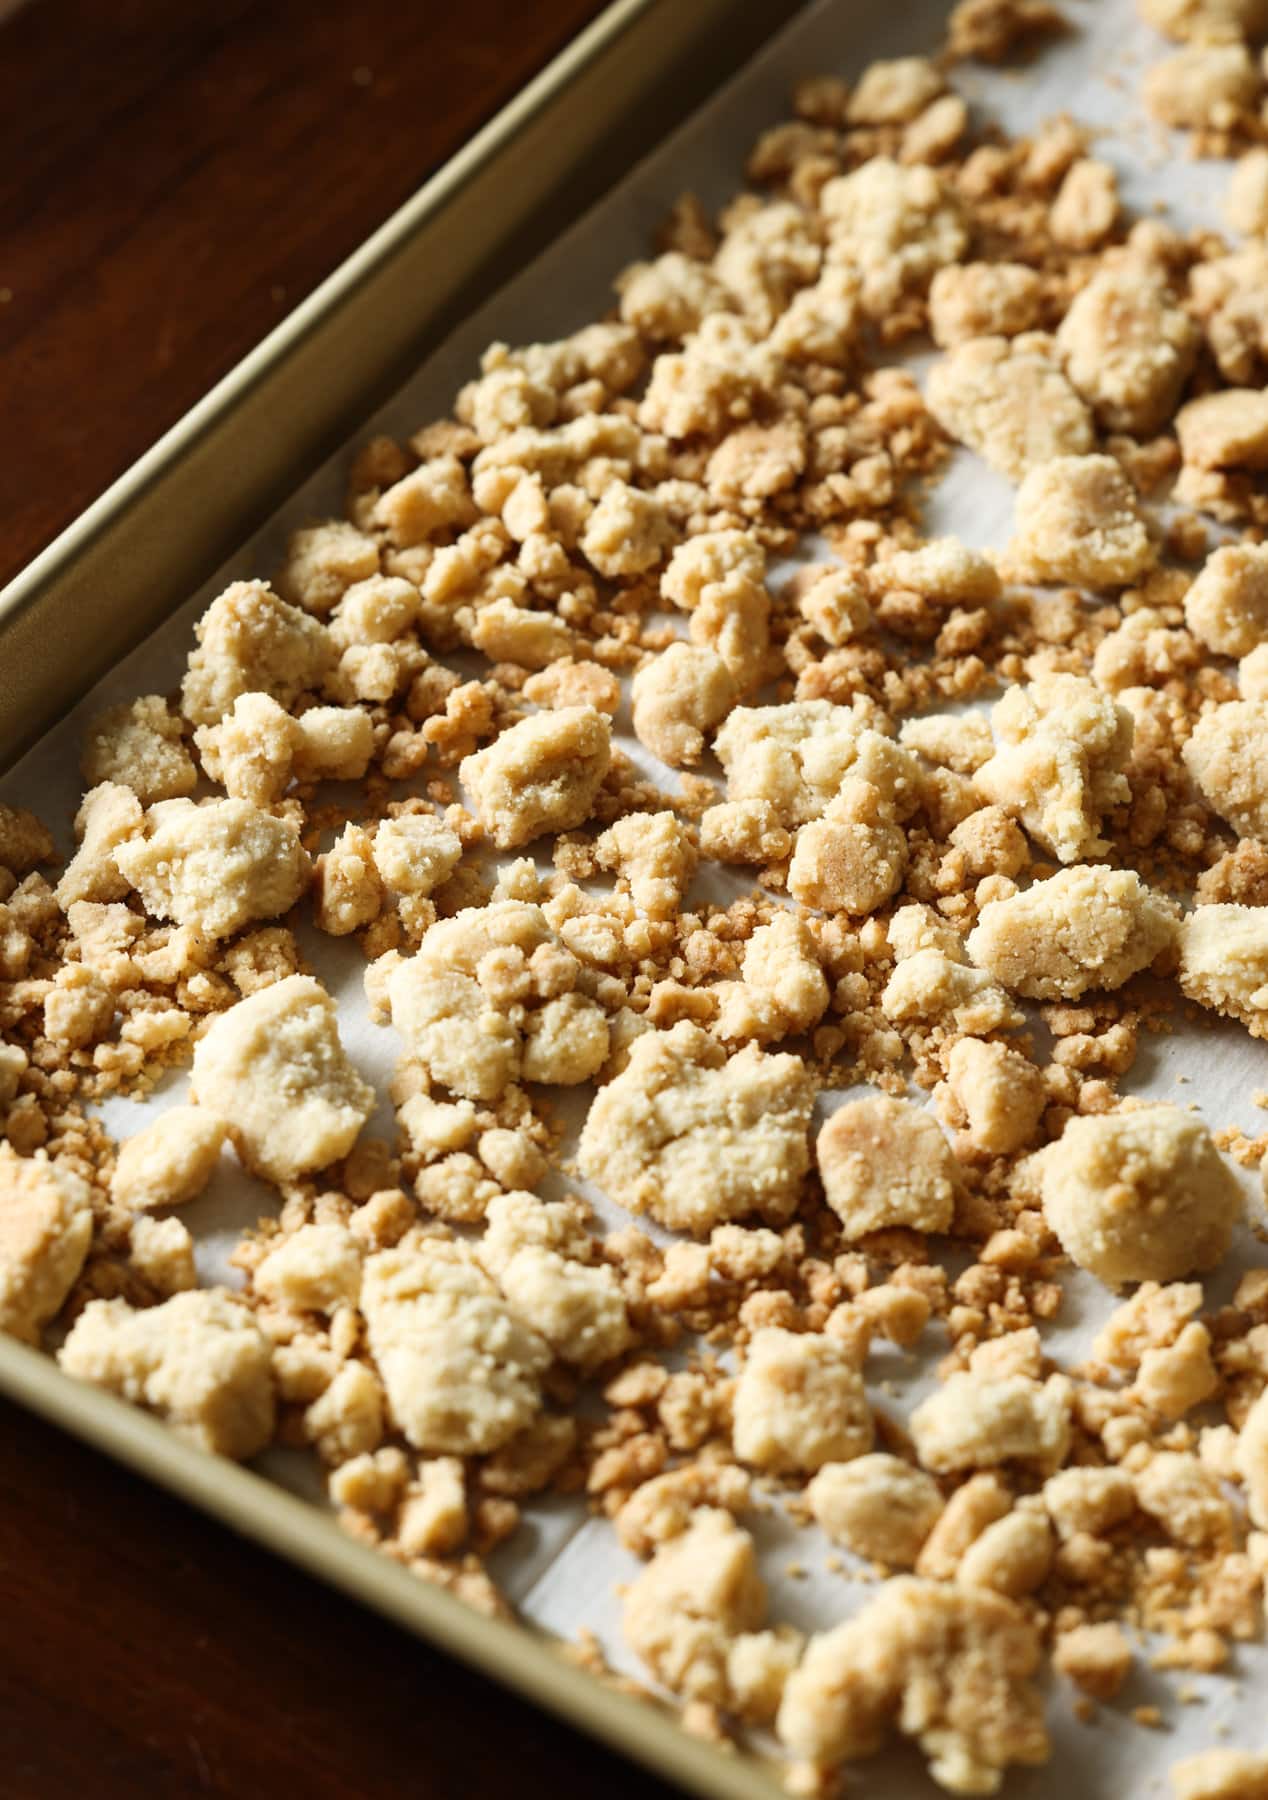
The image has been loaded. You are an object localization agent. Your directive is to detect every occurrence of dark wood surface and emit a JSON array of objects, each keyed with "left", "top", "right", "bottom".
[{"left": 1, "top": 3, "right": 676, "bottom": 1794}]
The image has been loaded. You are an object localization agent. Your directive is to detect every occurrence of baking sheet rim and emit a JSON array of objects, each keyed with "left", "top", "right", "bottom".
[
  {"left": 0, "top": 0, "right": 653, "bottom": 648},
  {"left": 0, "top": 1332, "right": 781, "bottom": 1798}
]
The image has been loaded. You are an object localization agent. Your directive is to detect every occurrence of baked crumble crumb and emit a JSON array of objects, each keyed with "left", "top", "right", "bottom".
[
  {"left": 777, "top": 1577, "right": 1049, "bottom": 1794},
  {"left": 59, "top": 1288, "right": 275, "bottom": 1459},
  {"left": 578, "top": 1021, "right": 815, "bottom": 1234}
]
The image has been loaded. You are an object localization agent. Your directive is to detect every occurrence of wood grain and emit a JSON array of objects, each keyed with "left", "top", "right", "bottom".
[
  {"left": 1, "top": 3, "right": 675, "bottom": 1793},
  {"left": 0, "top": 0, "right": 609, "bottom": 587}
]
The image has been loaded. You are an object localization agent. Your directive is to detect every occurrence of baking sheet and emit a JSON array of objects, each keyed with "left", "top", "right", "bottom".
[{"left": 4, "top": 0, "right": 1267, "bottom": 1792}]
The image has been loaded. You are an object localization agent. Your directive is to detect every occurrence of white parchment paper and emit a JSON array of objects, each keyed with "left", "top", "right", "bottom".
[{"left": 5, "top": 2, "right": 1268, "bottom": 1791}]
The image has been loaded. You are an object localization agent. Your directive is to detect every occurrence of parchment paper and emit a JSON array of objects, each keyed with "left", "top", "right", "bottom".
[{"left": 5, "top": 2, "right": 1267, "bottom": 1791}]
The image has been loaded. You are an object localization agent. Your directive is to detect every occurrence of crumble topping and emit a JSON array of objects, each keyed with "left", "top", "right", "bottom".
[
  {"left": 732, "top": 1326, "right": 872, "bottom": 1472},
  {"left": 113, "top": 798, "right": 311, "bottom": 940},
  {"left": 1003, "top": 453, "right": 1155, "bottom": 590},
  {"left": 359, "top": 1240, "right": 551, "bottom": 1455},
  {"left": 59, "top": 1288, "right": 275, "bottom": 1459},
  {"left": 807, "top": 1454, "right": 944, "bottom": 1567},
  {"left": 777, "top": 1578, "right": 1049, "bottom": 1795},
  {"left": 927, "top": 333, "right": 1095, "bottom": 480},
  {"left": 191, "top": 975, "right": 374, "bottom": 1181},
  {"left": 110, "top": 1106, "right": 226, "bottom": 1212},
  {"left": 12, "top": 9, "right": 1268, "bottom": 1791},
  {"left": 1033, "top": 1104, "right": 1243, "bottom": 1286},
  {"left": 968, "top": 866, "right": 1178, "bottom": 999},
  {"left": 577, "top": 1021, "right": 815, "bottom": 1234},
  {"left": 975, "top": 672, "right": 1133, "bottom": 863},
  {"left": 460, "top": 705, "right": 611, "bottom": 847},
  {"left": 817, "top": 1093, "right": 960, "bottom": 1239},
  {"left": 0, "top": 1145, "right": 93, "bottom": 1344}
]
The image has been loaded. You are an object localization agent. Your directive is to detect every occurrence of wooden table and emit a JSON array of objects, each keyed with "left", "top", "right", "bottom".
[{"left": 0, "top": 4, "right": 675, "bottom": 1793}]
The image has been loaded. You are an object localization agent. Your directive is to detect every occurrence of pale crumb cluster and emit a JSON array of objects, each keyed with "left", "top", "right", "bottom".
[
  {"left": 9, "top": 7, "right": 1268, "bottom": 1797},
  {"left": 1033, "top": 1104, "right": 1243, "bottom": 1285}
]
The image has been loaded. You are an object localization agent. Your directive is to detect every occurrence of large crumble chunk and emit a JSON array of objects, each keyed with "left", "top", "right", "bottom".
[
  {"left": 910, "top": 1372, "right": 1072, "bottom": 1475},
  {"left": 1056, "top": 262, "right": 1197, "bottom": 436},
  {"left": 80, "top": 695, "right": 197, "bottom": 803},
  {"left": 1140, "top": 0, "right": 1268, "bottom": 38},
  {"left": 1179, "top": 903, "right": 1268, "bottom": 1036},
  {"left": 0, "top": 1146, "right": 93, "bottom": 1345},
  {"left": 938, "top": 1039, "right": 1045, "bottom": 1155},
  {"left": 928, "top": 263, "right": 1043, "bottom": 348},
  {"left": 460, "top": 705, "right": 611, "bottom": 847},
  {"left": 714, "top": 700, "right": 919, "bottom": 829},
  {"left": 926, "top": 333, "right": 1094, "bottom": 480},
  {"left": 616, "top": 250, "right": 735, "bottom": 341},
  {"left": 808, "top": 1455, "right": 944, "bottom": 1568},
  {"left": 883, "top": 916, "right": 1023, "bottom": 1038},
  {"left": 114, "top": 798, "right": 311, "bottom": 939},
  {"left": 1189, "top": 248, "right": 1268, "bottom": 386},
  {"left": 372, "top": 454, "right": 477, "bottom": 546},
  {"left": 359, "top": 1240, "right": 550, "bottom": 1454},
  {"left": 777, "top": 1577, "right": 1048, "bottom": 1794},
  {"left": 732, "top": 1327, "right": 872, "bottom": 1473},
  {"left": 254, "top": 1222, "right": 362, "bottom": 1313},
  {"left": 495, "top": 1245, "right": 631, "bottom": 1373},
  {"left": 196, "top": 692, "right": 373, "bottom": 803},
  {"left": 191, "top": 975, "right": 374, "bottom": 1182},
  {"left": 819, "top": 157, "right": 967, "bottom": 316},
  {"left": 817, "top": 1094, "right": 959, "bottom": 1240},
  {"left": 1185, "top": 544, "right": 1268, "bottom": 657},
  {"left": 594, "top": 811, "right": 697, "bottom": 921},
  {"left": 1170, "top": 1751, "right": 1268, "bottom": 1800},
  {"left": 275, "top": 519, "right": 379, "bottom": 615},
  {"left": 180, "top": 581, "right": 334, "bottom": 727},
  {"left": 372, "top": 813, "right": 462, "bottom": 897},
  {"left": 787, "top": 779, "right": 908, "bottom": 915},
  {"left": 714, "top": 910, "right": 829, "bottom": 1043},
  {"left": 384, "top": 901, "right": 608, "bottom": 1099},
  {"left": 623, "top": 1509, "right": 767, "bottom": 1704},
  {"left": 577, "top": 1020, "right": 815, "bottom": 1234},
  {"left": 1004, "top": 454, "right": 1155, "bottom": 590},
  {"left": 1034, "top": 1104, "right": 1242, "bottom": 1286},
  {"left": 1184, "top": 700, "right": 1268, "bottom": 838},
  {"left": 59, "top": 1289, "right": 275, "bottom": 1459},
  {"left": 975, "top": 672, "right": 1133, "bottom": 863},
  {"left": 1143, "top": 42, "right": 1260, "bottom": 129},
  {"left": 110, "top": 1107, "right": 227, "bottom": 1212},
  {"left": 631, "top": 642, "right": 736, "bottom": 767},
  {"left": 1175, "top": 389, "right": 1268, "bottom": 515},
  {"left": 55, "top": 782, "right": 143, "bottom": 908},
  {"left": 968, "top": 866, "right": 1178, "bottom": 999}
]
